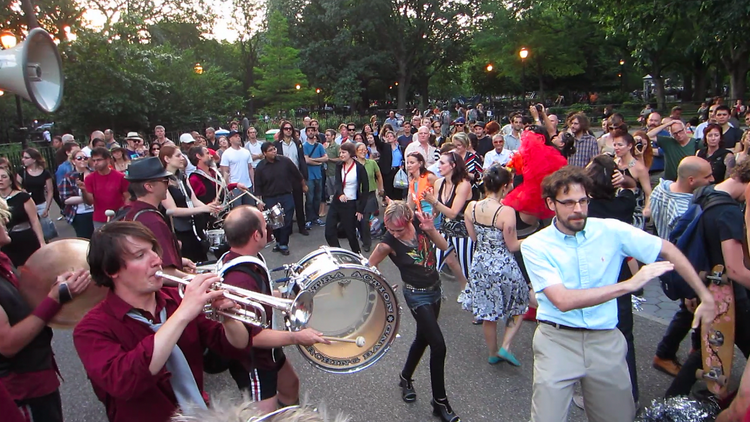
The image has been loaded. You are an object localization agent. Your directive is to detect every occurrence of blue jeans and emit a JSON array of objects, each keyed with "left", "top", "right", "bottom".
[
  {"left": 305, "top": 178, "right": 323, "bottom": 222},
  {"left": 264, "top": 193, "right": 294, "bottom": 247}
]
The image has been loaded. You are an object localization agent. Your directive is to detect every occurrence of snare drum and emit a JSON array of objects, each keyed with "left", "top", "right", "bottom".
[
  {"left": 284, "top": 247, "right": 399, "bottom": 373},
  {"left": 263, "top": 204, "right": 285, "bottom": 229},
  {"left": 204, "top": 229, "right": 226, "bottom": 251}
]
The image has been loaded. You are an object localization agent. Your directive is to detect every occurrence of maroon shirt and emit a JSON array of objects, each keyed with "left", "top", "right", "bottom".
[
  {"left": 72, "top": 288, "right": 251, "bottom": 422},
  {"left": 126, "top": 201, "right": 182, "bottom": 271},
  {"left": 0, "top": 382, "right": 24, "bottom": 422},
  {"left": 221, "top": 251, "right": 273, "bottom": 369}
]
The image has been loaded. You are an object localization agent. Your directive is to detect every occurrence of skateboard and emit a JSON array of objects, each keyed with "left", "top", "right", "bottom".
[{"left": 695, "top": 265, "right": 735, "bottom": 397}]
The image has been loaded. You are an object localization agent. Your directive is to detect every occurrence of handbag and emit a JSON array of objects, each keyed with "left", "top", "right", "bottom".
[
  {"left": 393, "top": 168, "right": 409, "bottom": 189},
  {"left": 40, "top": 216, "right": 58, "bottom": 241},
  {"left": 441, "top": 213, "right": 468, "bottom": 238}
]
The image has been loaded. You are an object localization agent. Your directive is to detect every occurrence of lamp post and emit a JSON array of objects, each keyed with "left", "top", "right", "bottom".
[
  {"left": 0, "top": 31, "right": 27, "bottom": 148},
  {"left": 519, "top": 47, "right": 529, "bottom": 107},
  {"left": 316, "top": 88, "right": 321, "bottom": 112},
  {"left": 193, "top": 63, "right": 203, "bottom": 74},
  {"left": 619, "top": 59, "right": 625, "bottom": 92}
]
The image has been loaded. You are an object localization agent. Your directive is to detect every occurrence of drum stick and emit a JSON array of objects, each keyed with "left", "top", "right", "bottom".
[
  {"left": 105, "top": 209, "right": 115, "bottom": 222},
  {"left": 225, "top": 190, "right": 250, "bottom": 206},
  {"left": 320, "top": 336, "right": 366, "bottom": 347}
]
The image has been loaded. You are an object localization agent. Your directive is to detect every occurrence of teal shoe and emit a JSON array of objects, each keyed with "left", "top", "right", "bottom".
[
  {"left": 497, "top": 348, "right": 521, "bottom": 367},
  {"left": 488, "top": 355, "right": 502, "bottom": 365}
]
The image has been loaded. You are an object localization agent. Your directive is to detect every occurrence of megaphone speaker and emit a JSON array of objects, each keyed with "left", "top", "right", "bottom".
[{"left": 0, "top": 27, "right": 63, "bottom": 113}]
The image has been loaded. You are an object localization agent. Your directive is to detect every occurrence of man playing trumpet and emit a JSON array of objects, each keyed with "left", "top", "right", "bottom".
[{"left": 73, "top": 221, "right": 252, "bottom": 422}]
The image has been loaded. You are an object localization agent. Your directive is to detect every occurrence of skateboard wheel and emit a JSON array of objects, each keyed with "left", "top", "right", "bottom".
[
  {"left": 718, "top": 375, "right": 728, "bottom": 386},
  {"left": 696, "top": 369, "right": 704, "bottom": 379}
]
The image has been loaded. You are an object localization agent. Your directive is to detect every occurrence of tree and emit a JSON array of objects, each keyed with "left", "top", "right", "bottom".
[{"left": 252, "top": 11, "right": 311, "bottom": 114}]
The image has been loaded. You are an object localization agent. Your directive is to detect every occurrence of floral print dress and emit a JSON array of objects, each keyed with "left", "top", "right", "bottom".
[{"left": 462, "top": 204, "right": 529, "bottom": 321}]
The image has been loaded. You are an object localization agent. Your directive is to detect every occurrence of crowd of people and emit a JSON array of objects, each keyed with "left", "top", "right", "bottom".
[{"left": 1, "top": 97, "right": 750, "bottom": 422}]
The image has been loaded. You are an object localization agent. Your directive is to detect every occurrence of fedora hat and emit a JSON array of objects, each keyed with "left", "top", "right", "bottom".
[
  {"left": 125, "top": 132, "right": 143, "bottom": 141},
  {"left": 125, "top": 157, "right": 172, "bottom": 181}
]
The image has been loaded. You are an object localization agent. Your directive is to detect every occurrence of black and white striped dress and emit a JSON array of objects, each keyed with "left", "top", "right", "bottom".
[{"left": 434, "top": 179, "right": 474, "bottom": 281}]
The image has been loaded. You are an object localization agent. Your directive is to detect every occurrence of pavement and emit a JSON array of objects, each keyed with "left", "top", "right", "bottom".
[{"left": 40, "top": 207, "right": 745, "bottom": 422}]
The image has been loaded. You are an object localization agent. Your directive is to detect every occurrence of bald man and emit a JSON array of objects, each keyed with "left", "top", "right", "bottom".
[
  {"left": 650, "top": 156, "right": 714, "bottom": 376},
  {"left": 82, "top": 130, "right": 105, "bottom": 157}
]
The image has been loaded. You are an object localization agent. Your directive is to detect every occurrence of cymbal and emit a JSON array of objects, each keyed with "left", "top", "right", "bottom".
[{"left": 18, "top": 238, "right": 107, "bottom": 329}]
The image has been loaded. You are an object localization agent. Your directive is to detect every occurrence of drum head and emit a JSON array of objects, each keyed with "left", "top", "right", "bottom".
[{"left": 296, "top": 263, "right": 399, "bottom": 374}]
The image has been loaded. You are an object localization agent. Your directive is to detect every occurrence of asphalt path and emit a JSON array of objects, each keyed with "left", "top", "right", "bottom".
[{"left": 44, "top": 212, "right": 745, "bottom": 422}]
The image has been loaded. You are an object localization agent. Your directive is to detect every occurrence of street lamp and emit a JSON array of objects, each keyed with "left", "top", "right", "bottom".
[
  {"left": 519, "top": 47, "right": 529, "bottom": 107},
  {"left": 486, "top": 64, "right": 493, "bottom": 72},
  {"left": 0, "top": 31, "right": 17, "bottom": 49},
  {"left": 193, "top": 63, "right": 203, "bottom": 74},
  {"left": 295, "top": 84, "right": 301, "bottom": 90},
  {"left": 619, "top": 59, "right": 625, "bottom": 91}
]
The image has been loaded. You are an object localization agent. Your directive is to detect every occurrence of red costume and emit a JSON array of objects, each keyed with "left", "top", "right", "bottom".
[{"left": 503, "top": 131, "right": 567, "bottom": 219}]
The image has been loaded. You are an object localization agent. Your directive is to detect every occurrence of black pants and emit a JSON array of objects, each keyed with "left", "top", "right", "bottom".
[
  {"left": 357, "top": 191, "right": 376, "bottom": 249},
  {"left": 402, "top": 301, "right": 447, "bottom": 399},
  {"left": 292, "top": 184, "right": 306, "bottom": 232},
  {"left": 325, "top": 201, "right": 360, "bottom": 253},
  {"left": 16, "top": 390, "right": 63, "bottom": 422},
  {"left": 665, "top": 297, "right": 750, "bottom": 397},
  {"left": 382, "top": 169, "right": 404, "bottom": 201},
  {"left": 617, "top": 293, "right": 638, "bottom": 402},
  {"left": 655, "top": 300, "right": 700, "bottom": 360},
  {"left": 71, "top": 212, "right": 94, "bottom": 239}
]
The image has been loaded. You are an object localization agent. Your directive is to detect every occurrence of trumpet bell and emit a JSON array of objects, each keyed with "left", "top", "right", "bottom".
[
  {"left": 18, "top": 239, "right": 107, "bottom": 328},
  {"left": 287, "top": 290, "right": 313, "bottom": 331}
]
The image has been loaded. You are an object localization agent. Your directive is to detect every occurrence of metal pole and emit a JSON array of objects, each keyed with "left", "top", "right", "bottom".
[
  {"left": 15, "top": 95, "right": 27, "bottom": 149},
  {"left": 521, "top": 62, "right": 526, "bottom": 108}
]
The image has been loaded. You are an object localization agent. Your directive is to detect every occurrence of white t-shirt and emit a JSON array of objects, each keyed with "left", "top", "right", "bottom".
[
  {"left": 281, "top": 140, "right": 299, "bottom": 169},
  {"left": 341, "top": 162, "right": 358, "bottom": 200},
  {"left": 245, "top": 140, "right": 263, "bottom": 168},
  {"left": 220, "top": 147, "right": 253, "bottom": 187},
  {"left": 483, "top": 149, "right": 514, "bottom": 169}
]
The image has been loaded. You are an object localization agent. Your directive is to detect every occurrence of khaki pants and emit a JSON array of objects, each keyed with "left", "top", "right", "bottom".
[{"left": 531, "top": 323, "right": 634, "bottom": 422}]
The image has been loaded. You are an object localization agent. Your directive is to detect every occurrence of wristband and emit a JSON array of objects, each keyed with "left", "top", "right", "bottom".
[{"left": 32, "top": 297, "right": 62, "bottom": 323}]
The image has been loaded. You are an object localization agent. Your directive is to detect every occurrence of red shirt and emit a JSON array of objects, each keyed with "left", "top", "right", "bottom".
[
  {"left": 125, "top": 201, "right": 182, "bottom": 270},
  {"left": 188, "top": 169, "right": 237, "bottom": 199},
  {"left": 0, "top": 382, "right": 24, "bottom": 422},
  {"left": 73, "top": 288, "right": 252, "bottom": 422},
  {"left": 221, "top": 251, "right": 271, "bottom": 369},
  {"left": 84, "top": 170, "right": 129, "bottom": 222}
]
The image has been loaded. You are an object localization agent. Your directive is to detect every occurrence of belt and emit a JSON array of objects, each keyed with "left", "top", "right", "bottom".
[
  {"left": 538, "top": 320, "right": 590, "bottom": 331},
  {"left": 391, "top": 166, "right": 401, "bottom": 170},
  {"left": 403, "top": 283, "right": 441, "bottom": 292}
]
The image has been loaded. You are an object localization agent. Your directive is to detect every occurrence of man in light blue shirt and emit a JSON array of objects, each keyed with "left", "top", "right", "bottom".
[{"left": 521, "top": 167, "right": 715, "bottom": 422}]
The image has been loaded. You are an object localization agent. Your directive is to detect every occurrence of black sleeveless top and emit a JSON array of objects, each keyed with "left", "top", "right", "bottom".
[
  {"left": 166, "top": 173, "right": 196, "bottom": 233},
  {"left": 192, "top": 170, "right": 219, "bottom": 204},
  {"left": 437, "top": 179, "right": 469, "bottom": 215},
  {"left": 0, "top": 277, "right": 54, "bottom": 377},
  {"left": 382, "top": 220, "right": 440, "bottom": 288},
  {"left": 697, "top": 148, "right": 730, "bottom": 183}
]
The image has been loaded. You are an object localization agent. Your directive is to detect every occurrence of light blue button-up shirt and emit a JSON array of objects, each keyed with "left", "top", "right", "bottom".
[{"left": 521, "top": 217, "right": 662, "bottom": 330}]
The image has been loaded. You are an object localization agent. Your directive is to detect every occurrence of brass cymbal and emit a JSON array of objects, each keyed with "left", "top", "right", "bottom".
[{"left": 18, "top": 238, "right": 107, "bottom": 329}]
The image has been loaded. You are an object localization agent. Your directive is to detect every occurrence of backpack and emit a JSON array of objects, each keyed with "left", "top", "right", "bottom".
[{"left": 659, "top": 191, "right": 736, "bottom": 300}]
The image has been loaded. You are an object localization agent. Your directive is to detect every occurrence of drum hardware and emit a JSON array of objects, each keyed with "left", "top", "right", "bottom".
[
  {"left": 320, "top": 336, "right": 366, "bottom": 347},
  {"left": 263, "top": 203, "right": 285, "bottom": 230},
  {"left": 204, "top": 229, "right": 226, "bottom": 252},
  {"left": 155, "top": 270, "right": 313, "bottom": 330}
]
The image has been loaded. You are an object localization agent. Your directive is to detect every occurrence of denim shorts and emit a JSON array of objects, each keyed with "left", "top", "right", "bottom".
[{"left": 402, "top": 285, "right": 442, "bottom": 312}]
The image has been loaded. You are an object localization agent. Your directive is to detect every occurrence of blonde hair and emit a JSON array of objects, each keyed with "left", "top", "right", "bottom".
[
  {"left": 0, "top": 197, "right": 10, "bottom": 225},
  {"left": 384, "top": 200, "right": 413, "bottom": 227},
  {"left": 172, "top": 393, "right": 350, "bottom": 422}
]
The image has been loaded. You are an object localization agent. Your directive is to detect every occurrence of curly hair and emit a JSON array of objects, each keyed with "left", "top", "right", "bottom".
[{"left": 542, "top": 166, "right": 593, "bottom": 201}]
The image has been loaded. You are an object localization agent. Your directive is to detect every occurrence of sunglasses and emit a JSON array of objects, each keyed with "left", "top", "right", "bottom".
[
  {"left": 74, "top": 156, "right": 87, "bottom": 161},
  {"left": 455, "top": 124, "right": 464, "bottom": 127},
  {"left": 283, "top": 127, "right": 293, "bottom": 131}
]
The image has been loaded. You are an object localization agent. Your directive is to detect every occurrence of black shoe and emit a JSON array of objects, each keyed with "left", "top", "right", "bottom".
[
  {"left": 431, "top": 398, "right": 460, "bottom": 422},
  {"left": 363, "top": 245, "right": 371, "bottom": 253},
  {"left": 299, "top": 228, "right": 310, "bottom": 236},
  {"left": 272, "top": 245, "right": 281, "bottom": 253},
  {"left": 398, "top": 374, "right": 416, "bottom": 403},
  {"left": 280, "top": 247, "right": 290, "bottom": 256}
]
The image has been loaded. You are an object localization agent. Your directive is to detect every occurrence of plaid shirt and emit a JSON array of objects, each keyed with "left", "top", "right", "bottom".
[
  {"left": 57, "top": 170, "right": 94, "bottom": 223},
  {"left": 567, "top": 133, "right": 599, "bottom": 168}
]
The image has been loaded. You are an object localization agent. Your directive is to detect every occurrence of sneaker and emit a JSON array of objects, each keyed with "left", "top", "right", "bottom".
[
  {"left": 652, "top": 356, "right": 682, "bottom": 377},
  {"left": 279, "top": 246, "right": 290, "bottom": 256},
  {"left": 304, "top": 222, "right": 312, "bottom": 230},
  {"left": 457, "top": 291, "right": 466, "bottom": 303},
  {"left": 314, "top": 218, "right": 326, "bottom": 226}
]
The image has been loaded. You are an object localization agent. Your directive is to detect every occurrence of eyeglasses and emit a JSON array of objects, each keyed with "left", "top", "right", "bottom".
[
  {"left": 554, "top": 198, "right": 590, "bottom": 209},
  {"left": 348, "top": 127, "right": 356, "bottom": 131},
  {"left": 455, "top": 124, "right": 464, "bottom": 127}
]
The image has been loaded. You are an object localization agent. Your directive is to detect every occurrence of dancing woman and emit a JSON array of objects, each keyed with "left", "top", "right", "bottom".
[
  {"left": 464, "top": 165, "right": 528, "bottom": 366},
  {"left": 368, "top": 201, "right": 460, "bottom": 422}
]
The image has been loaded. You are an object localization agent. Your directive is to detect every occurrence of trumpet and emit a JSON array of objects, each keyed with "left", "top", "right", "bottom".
[{"left": 155, "top": 271, "right": 313, "bottom": 330}]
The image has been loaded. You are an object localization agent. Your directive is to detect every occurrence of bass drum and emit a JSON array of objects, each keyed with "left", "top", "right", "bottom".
[{"left": 285, "top": 247, "right": 399, "bottom": 373}]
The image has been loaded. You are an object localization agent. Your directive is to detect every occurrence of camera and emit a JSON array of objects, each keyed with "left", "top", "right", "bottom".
[
  {"left": 561, "top": 132, "right": 576, "bottom": 143},
  {"left": 535, "top": 103, "right": 544, "bottom": 113}
]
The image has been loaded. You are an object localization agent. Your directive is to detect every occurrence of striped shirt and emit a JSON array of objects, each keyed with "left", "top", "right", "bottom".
[
  {"left": 648, "top": 179, "right": 692, "bottom": 240},
  {"left": 567, "top": 133, "right": 599, "bottom": 168},
  {"left": 463, "top": 151, "right": 483, "bottom": 189}
]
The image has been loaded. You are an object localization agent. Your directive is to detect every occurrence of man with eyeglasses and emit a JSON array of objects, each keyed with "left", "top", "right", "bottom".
[
  {"left": 522, "top": 166, "right": 715, "bottom": 422},
  {"left": 648, "top": 120, "right": 697, "bottom": 181},
  {"left": 80, "top": 147, "right": 130, "bottom": 231}
]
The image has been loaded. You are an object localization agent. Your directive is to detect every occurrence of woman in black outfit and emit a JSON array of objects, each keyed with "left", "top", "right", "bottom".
[
  {"left": 0, "top": 167, "right": 44, "bottom": 266},
  {"left": 585, "top": 154, "right": 640, "bottom": 404},
  {"left": 696, "top": 122, "right": 733, "bottom": 183},
  {"left": 368, "top": 201, "right": 460, "bottom": 422},
  {"left": 18, "top": 148, "right": 53, "bottom": 220},
  {"left": 375, "top": 129, "right": 405, "bottom": 201},
  {"left": 325, "top": 142, "right": 368, "bottom": 254}
]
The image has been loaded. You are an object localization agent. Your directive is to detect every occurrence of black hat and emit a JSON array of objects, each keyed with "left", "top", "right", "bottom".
[
  {"left": 125, "top": 157, "right": 172, "bottom": 181},
  {"left": 475, "top": 121, "right": 486, "bottom": 128},
  {"left": 227, "top": 130, "right": 241, "bottom": 138}
]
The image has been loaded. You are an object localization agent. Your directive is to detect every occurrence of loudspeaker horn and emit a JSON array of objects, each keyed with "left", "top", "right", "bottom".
[{"left": 0, "top": 27, "right": 63, "bottom": 113}]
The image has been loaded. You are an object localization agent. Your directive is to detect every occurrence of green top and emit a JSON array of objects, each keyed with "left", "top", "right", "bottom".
[
  {"left": 658, "top": 136, "right": 696, "bottom": 181},
  {"left": 325, "top": 143, "right": 340, "bottom": 177},
  {"left": 362, "top": 159, "right": 380, "bottom": 192}
]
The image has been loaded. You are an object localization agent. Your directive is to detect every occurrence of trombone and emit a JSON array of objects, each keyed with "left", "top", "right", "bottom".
[{"left": 155, "top": 271, "right": 313, "bottom": 330}]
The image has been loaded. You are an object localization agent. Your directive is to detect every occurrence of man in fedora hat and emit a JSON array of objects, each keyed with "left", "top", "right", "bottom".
[
  {"left": 80, "top": 147, "right": 130, "bottom": 230},
  {"left": 125, "top": 132, "right": 145, "bottom": 159},
  {"left": 124, "top": 157, "right": 195, "bottom": 278}
]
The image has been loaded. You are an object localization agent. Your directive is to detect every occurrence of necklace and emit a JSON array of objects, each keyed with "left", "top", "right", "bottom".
[{"left": 0, "top": 189, "right": 13, "bottom": 199}]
